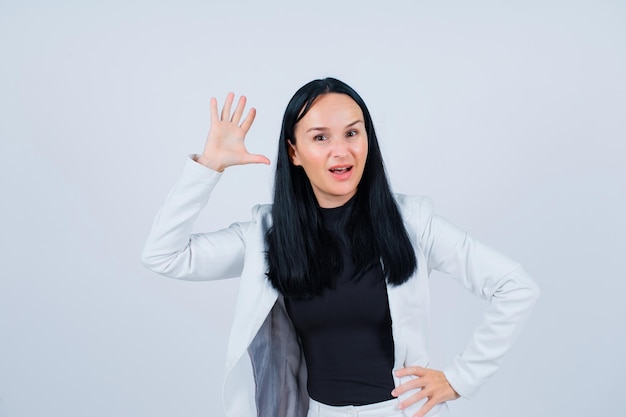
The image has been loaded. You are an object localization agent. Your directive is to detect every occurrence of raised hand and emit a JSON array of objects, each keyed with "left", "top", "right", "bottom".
[
  {"left": 196, "top": 93, "right": 270, "bottom": 172},
  {"left": 391, "top": 366, "right": 460, "bottom": 417}
]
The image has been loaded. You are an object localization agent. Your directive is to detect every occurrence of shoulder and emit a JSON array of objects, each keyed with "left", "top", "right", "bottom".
[
  {"left": 393, "top": 193, "right": 434, "bottom": 224},
  {"left": 251, "top": 203, "right": 272, "bottom": 217},
  {"left": 250, "top": 203, "right": 273, "bottom": 231},
  {"left": 392, "top": 193, "right": 436, "bottom": 248}
]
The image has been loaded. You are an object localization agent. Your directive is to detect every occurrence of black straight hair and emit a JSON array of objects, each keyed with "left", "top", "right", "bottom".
[{"left": 265, "top": 78, "right": 417, "bottom": 299}]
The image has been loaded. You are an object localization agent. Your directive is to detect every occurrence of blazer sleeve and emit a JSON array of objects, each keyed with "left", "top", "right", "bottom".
[
  {"left": 141, "top": 156, "right": 250, "bottom": 281},
  {"left": 417, "top": 197, "right": 540, "bottom": 399}
]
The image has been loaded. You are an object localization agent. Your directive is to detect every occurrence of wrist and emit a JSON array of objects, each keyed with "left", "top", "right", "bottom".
[{"left": 195, "top": 154, "right": 225, "bottom": 172}]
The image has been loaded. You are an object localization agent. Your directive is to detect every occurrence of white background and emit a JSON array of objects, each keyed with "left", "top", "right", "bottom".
[{"left": 1, "top": 1, "right": 624, "bottom": 416}]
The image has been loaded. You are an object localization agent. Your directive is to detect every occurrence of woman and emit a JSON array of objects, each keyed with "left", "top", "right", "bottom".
[{"left": 142, "top": 78, "right": 540, "bottom": 417}]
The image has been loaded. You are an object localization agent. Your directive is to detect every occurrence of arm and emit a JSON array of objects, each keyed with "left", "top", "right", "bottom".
[
  {"left": 418, "top": 197, "right": 540, "bottom": 399},
  {"left": 393, "top": 197, "right": 540, "bottom": 416},
  {"left": 141, "top": 157, "right": 249, "bottom": 280},
  {"left": 141, "top": 93, "right": 270, "bottom": 281}
]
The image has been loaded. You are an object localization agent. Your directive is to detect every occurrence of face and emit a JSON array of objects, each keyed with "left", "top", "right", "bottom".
[{"left": 289, "top": 93, "right": 368, "bottom": 208}]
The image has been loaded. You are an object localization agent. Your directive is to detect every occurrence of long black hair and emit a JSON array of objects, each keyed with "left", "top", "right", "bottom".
[{"left": 265, "top": 78, "right": 417, "bottom": 299}]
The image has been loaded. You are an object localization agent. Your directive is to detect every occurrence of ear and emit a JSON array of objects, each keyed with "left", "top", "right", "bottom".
[{"left": 287, "top": 140, "right": 301, "bottom": 166}]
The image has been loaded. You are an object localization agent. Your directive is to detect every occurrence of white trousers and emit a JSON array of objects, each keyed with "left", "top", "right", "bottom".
[{"left": 306, "top": 398, "right": 404, "bottom": 417}]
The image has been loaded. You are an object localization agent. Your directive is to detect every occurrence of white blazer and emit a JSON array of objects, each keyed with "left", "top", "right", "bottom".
[{"left": 142, "top": 157, "right": 540, "bottom": 417}]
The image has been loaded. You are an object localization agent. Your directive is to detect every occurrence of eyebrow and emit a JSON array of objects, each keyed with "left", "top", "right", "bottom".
[{"left": 306, "top": 120, "right": 364, "bottom": 133}]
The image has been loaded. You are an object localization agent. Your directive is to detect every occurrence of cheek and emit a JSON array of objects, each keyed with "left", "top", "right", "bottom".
[
  {"left": 299, "top": 149, "right": 325, "bottom": 168},
  {"left": 358, "top": 142, "right": 369, "bottom": 161}
]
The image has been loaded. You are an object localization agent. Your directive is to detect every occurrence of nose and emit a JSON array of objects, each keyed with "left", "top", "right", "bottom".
[{"left": 330, "top": 138, "right": 349, "bottom": 158}]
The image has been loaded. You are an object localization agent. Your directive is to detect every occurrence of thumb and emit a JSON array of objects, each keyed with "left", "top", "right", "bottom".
[
  {"left": 242, "top": 153, "right": 271, "bottom": 165},
  {"left": 395, "top": 366, "right": 427, "bottom": 377}
]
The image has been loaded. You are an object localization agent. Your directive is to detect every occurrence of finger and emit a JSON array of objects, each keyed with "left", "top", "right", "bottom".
[
  {"left": 242, "top": 153, "right": 270, "bottom": 165},
  {"left": 413, "top": 398, "right": 436, "bottom": 417},
  {"left": 391, "top": 377, "right": 426, "bottom": 397},
  {"left": 395, "top": 366, "right": 427, "bottom": 378},
  {"left": 398, "top": 389, "right": 428, "bottom": 410},
  {"left": 209, "top": 97, "right": 219, "bottom": 125},
  {"left": 240, "top": 107, "right": 257, "bottom": 132},
  {"left": 221, "top": 92, "right": 234, "bottom": 121},
  {"left": 231, "top": 95, "right": 247, "bottom": 124}
]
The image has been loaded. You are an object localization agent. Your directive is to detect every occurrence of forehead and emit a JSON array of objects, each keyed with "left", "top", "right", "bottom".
[{"left": 297, "top": 93, "right": 364, "bottom": 128}]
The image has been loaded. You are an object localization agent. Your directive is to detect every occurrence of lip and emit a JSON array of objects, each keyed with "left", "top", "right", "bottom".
[{"left": 328, "top": 164, "right": 353, "bottom": 180}]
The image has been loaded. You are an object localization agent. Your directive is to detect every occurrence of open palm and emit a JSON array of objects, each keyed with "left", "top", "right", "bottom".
[{"left": 197, "top": 93, "right": 270, "bottom": 171}]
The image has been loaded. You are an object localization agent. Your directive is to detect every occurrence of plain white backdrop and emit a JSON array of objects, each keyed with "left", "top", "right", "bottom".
[{"left": 1, "top": 1, "right": 624, "bottom": 416}]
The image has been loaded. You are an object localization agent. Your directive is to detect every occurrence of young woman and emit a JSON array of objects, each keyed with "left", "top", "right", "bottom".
[{"left": 142, "top": 78, "right": 540, "bottom": 417}]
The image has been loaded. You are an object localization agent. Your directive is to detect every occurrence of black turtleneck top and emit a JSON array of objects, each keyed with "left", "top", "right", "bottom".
[{"left": 284, "top": 199, "right": 395, "bottom": 406}]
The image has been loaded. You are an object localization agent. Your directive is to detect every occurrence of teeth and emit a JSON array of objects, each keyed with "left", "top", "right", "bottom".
[{"left": 331, "top": 167, "right": 350, "bottom": 172}]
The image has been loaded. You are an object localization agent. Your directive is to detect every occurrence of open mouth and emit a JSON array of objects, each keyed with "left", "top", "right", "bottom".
[{"left": 329, "top": 166, "right": 353, "bottom": 173}]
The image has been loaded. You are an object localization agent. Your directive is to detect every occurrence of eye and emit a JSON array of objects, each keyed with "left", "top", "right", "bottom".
[
  {"left": 314, "top": 134, "right": 327, "bottom": 141},
  {"left": 346, "top": 129, "right": 358, "bottom": 137}
]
